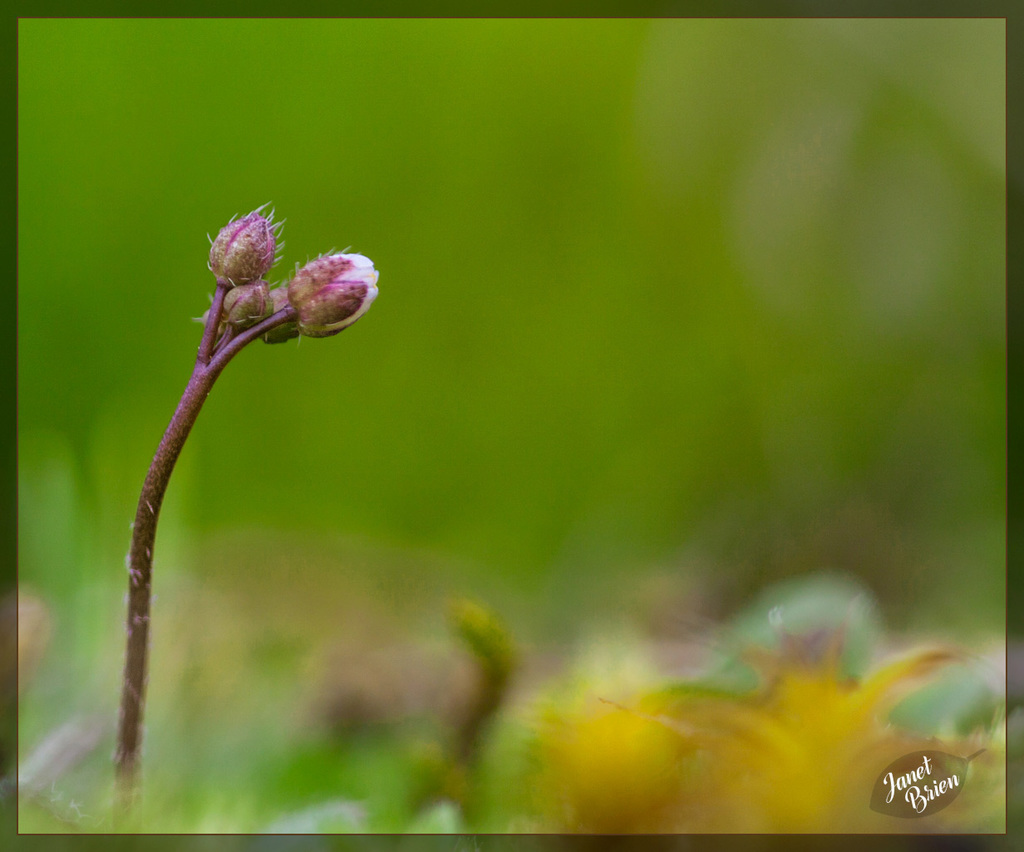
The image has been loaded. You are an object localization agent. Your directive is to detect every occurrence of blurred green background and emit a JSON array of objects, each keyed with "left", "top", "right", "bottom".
[{"left": 14, "top": 18, "right": 1004, "bottom": 833}]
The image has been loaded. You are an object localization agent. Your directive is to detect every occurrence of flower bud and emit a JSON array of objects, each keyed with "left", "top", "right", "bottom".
[
  {"left": 261, "top": 286, "right": 300, "bottom": 344},
  {"left": 208, "top": 205, "right": 280, "bottom": 285},
  {"left": 222, "top": 280, "right": 272, "bottom": 329},
  {"left": 287, "top": 253, "right": 378, "bottom": 338}
]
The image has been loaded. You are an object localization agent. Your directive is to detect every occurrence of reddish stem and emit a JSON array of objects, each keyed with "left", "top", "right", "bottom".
[{"left": 114, "top": 300, "right": 297, "bottom": 814}]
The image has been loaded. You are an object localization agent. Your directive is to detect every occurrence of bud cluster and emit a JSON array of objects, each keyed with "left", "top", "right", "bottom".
[{"left": 203, "top": 206, "right": 378, "bottom": 346}]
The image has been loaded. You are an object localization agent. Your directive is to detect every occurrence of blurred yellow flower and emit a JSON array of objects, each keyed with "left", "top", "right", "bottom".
[{"left": 532, "top": 632, "right": 1003, "bottom": 833}]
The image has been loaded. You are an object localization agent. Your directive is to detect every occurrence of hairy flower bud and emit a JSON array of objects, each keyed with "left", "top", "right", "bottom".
[
  {"left": 222, "top": 280, "right": 272, "bottom": 329},
  {"left": 208, "top": 205, "right": 280, "bottom": 285},
  {"left": 261, "top": 286, "right": 300, "bottom": 344},
  {"left": 287, "top": 253, "right": 378, "bottom": 338}
]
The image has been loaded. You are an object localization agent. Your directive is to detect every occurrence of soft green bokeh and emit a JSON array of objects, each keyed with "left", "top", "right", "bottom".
[{"left": 16, "top": 19, "right": 1004, "bottom": 833}]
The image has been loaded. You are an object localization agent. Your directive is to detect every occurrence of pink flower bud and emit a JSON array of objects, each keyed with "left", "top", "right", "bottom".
[
  {"left": 222, "top": 280, "right": 272, "bottom": 329},
  {"left": 287, "top": 253, "right": 379, "bottom": 338},
  {"left": 208, "top": 205, "right": 280, "bottom": 286}
]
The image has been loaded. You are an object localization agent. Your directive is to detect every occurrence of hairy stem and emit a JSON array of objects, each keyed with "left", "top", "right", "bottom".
[{"left": 114, "top": 302, "right": 297, "bottom": 815}]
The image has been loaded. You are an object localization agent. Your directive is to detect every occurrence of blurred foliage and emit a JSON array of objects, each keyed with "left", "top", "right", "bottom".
[{"left": 15, "top": 18, "right": 1005, "bottom": 836}]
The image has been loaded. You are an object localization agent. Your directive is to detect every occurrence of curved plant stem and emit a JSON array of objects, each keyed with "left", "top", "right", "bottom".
[{"left": 114, "top": 301, "right": 297, "bottom": 815}]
